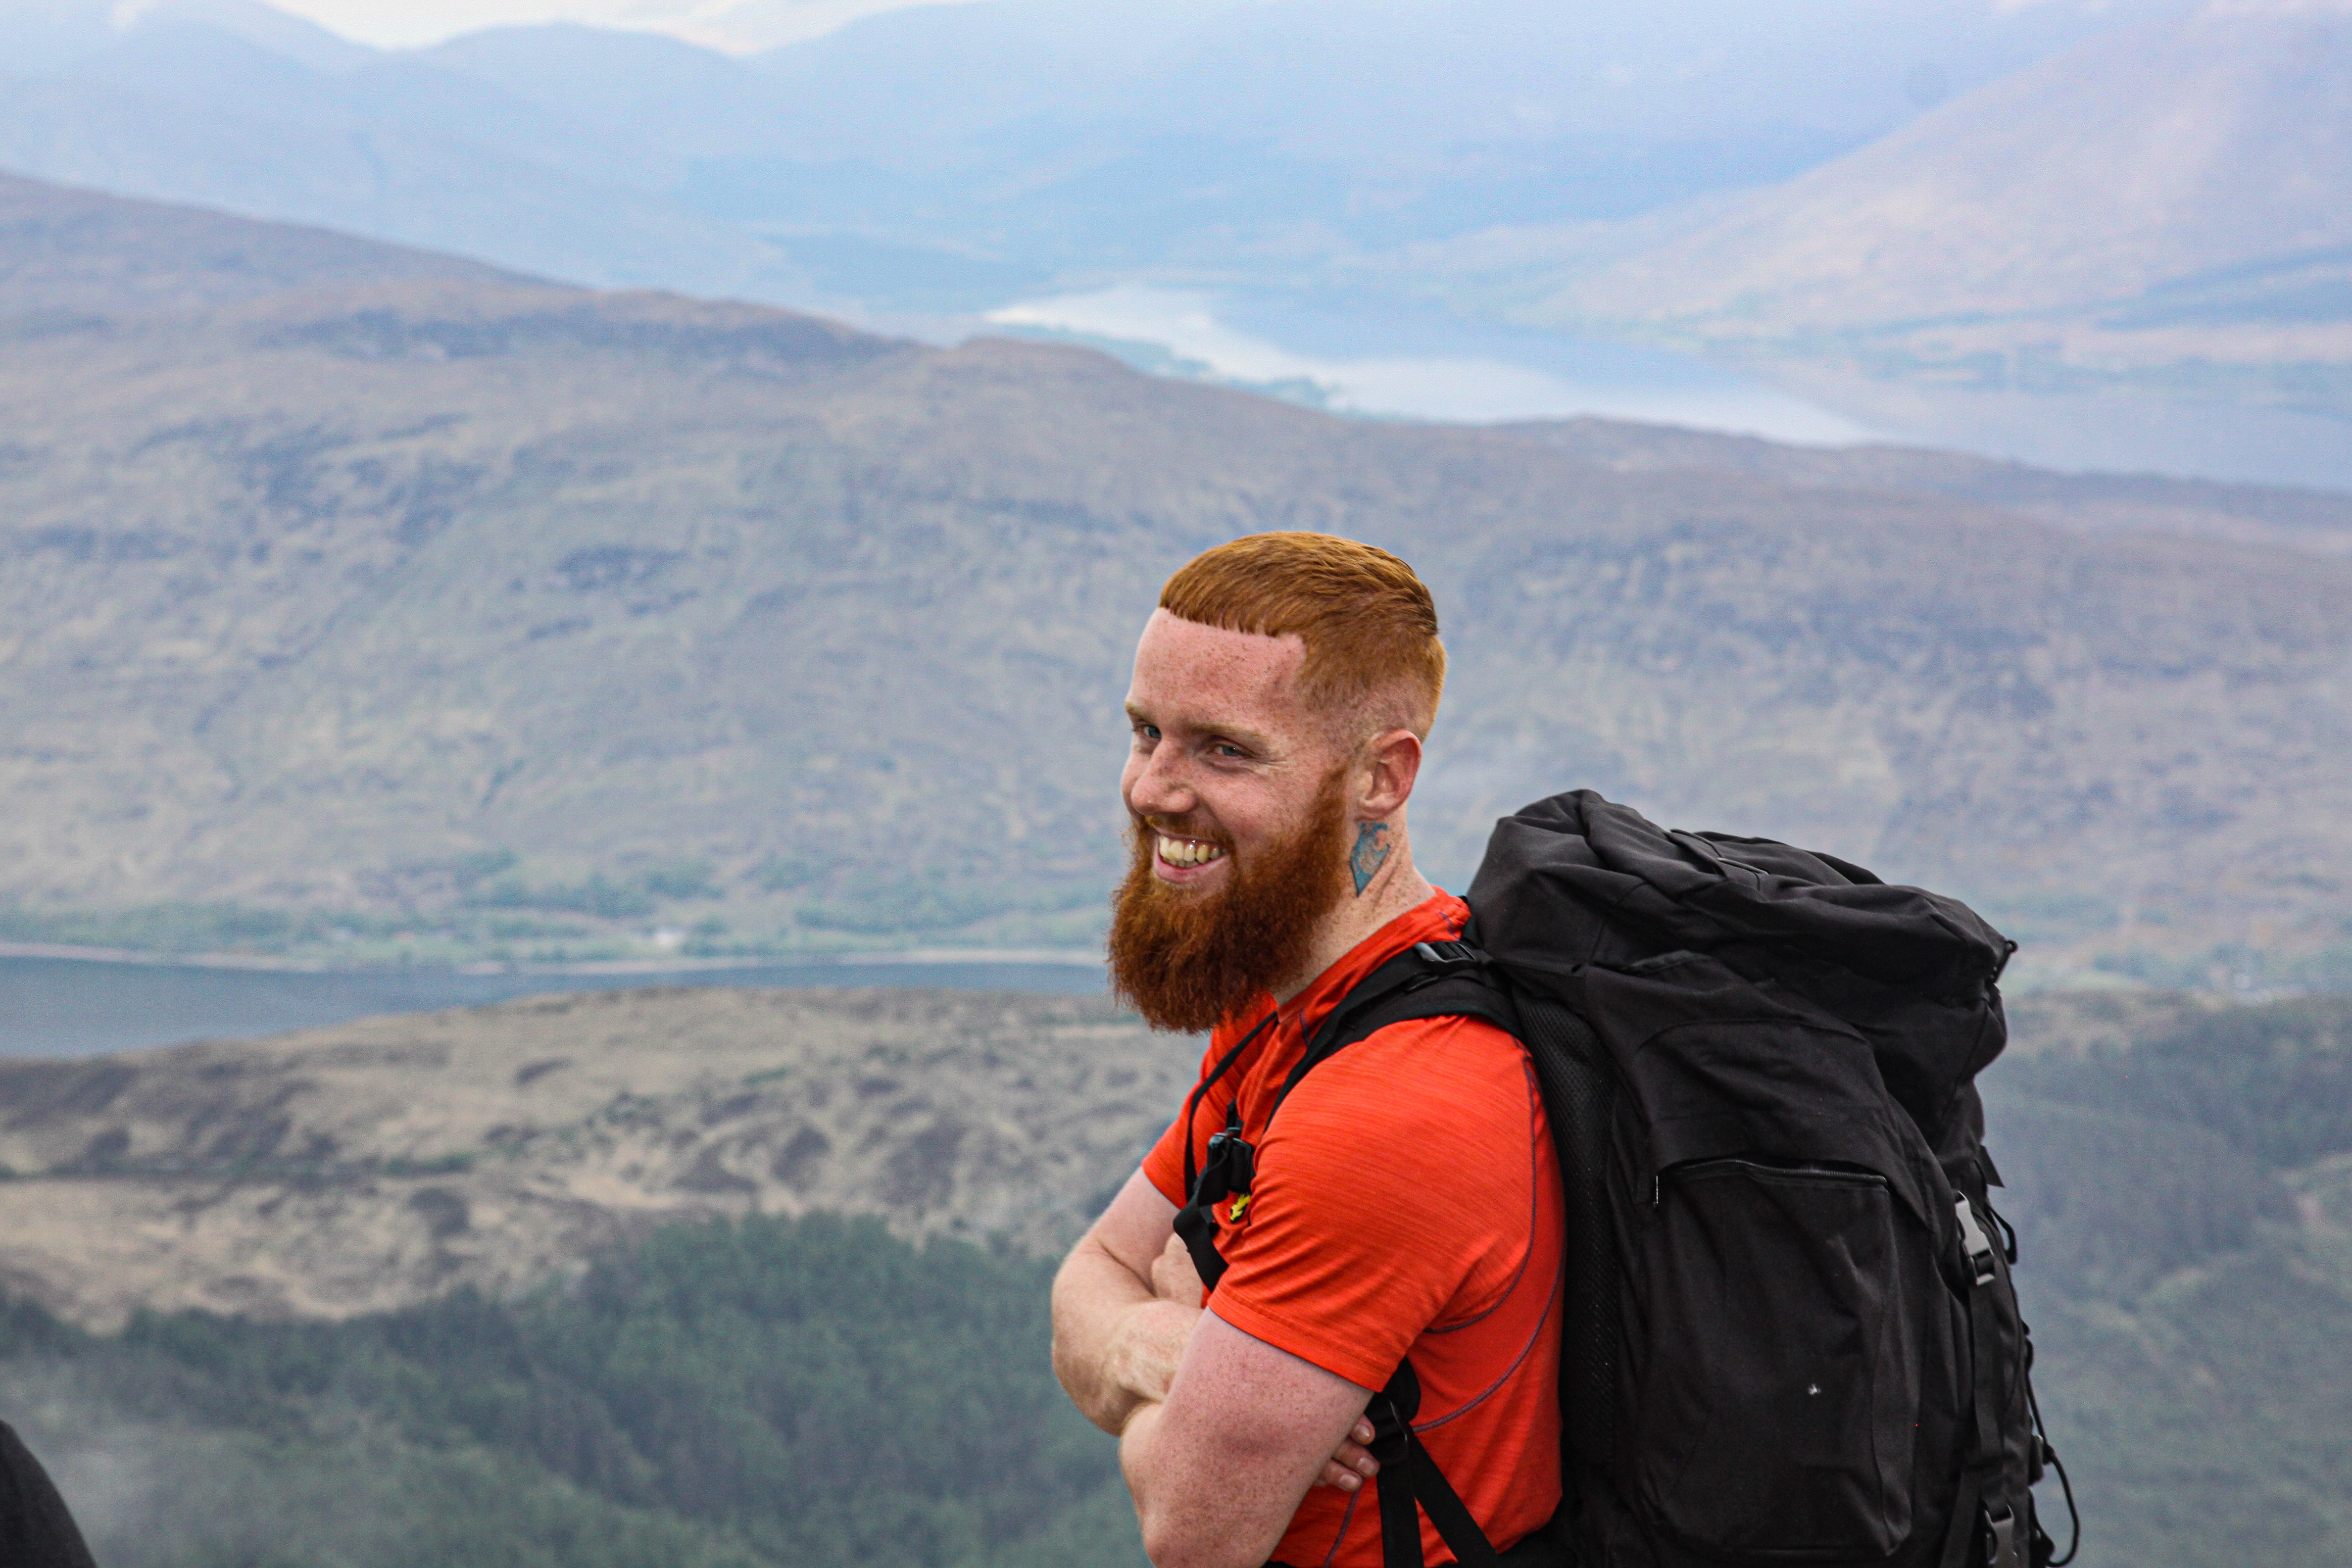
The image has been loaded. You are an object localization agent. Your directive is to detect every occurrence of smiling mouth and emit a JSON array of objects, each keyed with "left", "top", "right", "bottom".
[{"left": 1156, "top": 834, "right": 1227, "bottom": 869}]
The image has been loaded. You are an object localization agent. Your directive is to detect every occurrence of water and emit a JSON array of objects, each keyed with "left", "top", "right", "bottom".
[
  {"left": 982, "top": 284, "right": 1877, "bottom": 444},
  {"left": 0, "top": 955, "right": 1109, "bottom": 1059},
  {"left": 978, "top": 285, "right": 2352, "bottom": 491}
]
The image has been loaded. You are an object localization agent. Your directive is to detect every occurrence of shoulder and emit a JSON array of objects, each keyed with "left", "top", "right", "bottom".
[{"left": 1265, "top": 1014, "right": 1535, "bottom": 1175}]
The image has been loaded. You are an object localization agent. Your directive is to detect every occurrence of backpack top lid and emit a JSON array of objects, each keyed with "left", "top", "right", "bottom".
[
  {"left": 1468, "top": 789, "right": 2011, "bottom": 1006},
  {"left": 1467, "top": 791, "right": 2017, "bottom": 1150}
]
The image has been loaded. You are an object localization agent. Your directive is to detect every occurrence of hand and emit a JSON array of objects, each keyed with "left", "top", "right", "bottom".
[
  {"left": 1150, "top": 1232, "right": 1206, "bottom": 1304},
  {"left": 1103, "top": 1237, "right": 1205, "bottom": 1417},
  {"left": 1312, "top": 1415, "right": 1380, "bottom": 1492}
]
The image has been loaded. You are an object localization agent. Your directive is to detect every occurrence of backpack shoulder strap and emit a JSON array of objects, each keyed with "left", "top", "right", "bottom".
[{"left": 1269, "top": 940, "right": 1519, "bottom": 1122}]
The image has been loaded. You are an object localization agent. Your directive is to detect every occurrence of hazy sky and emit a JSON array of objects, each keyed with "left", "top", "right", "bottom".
[
  {"left": 166, "top": 0, "right": 2131, "bottom": 56},
  {"left": 253, "top": 0, "right": 982, "bottom": 50}
]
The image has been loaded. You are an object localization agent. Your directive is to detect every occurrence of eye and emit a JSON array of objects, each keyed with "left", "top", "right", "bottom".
[
  {"left": 1133, "top": 722, "right": 1162, "bottom": 741},
  {"left": 1212, "top": 741, "right": 1248, "bottom": 759}
]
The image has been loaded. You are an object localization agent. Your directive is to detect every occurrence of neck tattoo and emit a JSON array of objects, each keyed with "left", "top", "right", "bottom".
[{"left": 1349, "top": 822, "right": 1391, "bottom": 897}]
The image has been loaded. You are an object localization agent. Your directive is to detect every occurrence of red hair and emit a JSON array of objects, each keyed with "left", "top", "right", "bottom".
[{"left": 1158, "top": 532, "right": 1446, "bottom": 739}]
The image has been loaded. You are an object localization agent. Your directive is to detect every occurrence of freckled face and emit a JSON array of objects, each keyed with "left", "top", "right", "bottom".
[{"left": 1121, "top": 610, "right": 1334, "bottom": 893}]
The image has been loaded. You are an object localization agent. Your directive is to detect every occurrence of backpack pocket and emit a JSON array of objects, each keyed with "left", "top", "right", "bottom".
[{"left": 1629, "top": 1156, "right": 1921, "bottom": 1560}]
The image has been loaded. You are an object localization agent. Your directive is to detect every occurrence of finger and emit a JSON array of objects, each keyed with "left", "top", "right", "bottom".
[
  {"left": 1330, "top": 1442, "right": 1376, "bottom": 1475},
  {"left": 1317, "top": 1460, "right": 1364, "bottom": 1492},
  {"left": 1354, "top": 1418, "right": 1375, "bottom": 1444}
]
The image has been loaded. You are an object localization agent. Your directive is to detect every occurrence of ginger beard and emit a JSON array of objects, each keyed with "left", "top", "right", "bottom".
[{"left": 1107, "top": 765, "right": 1355, "bottom": 1033}]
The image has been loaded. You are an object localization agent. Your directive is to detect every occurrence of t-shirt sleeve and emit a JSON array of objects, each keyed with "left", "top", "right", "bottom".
[{"left": 1206, "top": 1016, "right": 1537, "bottom": 1391}]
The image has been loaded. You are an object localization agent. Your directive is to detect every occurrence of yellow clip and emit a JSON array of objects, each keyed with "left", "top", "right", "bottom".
[{"left": 1228, "top": 1193, "right": 1252, "bottom": 1221}]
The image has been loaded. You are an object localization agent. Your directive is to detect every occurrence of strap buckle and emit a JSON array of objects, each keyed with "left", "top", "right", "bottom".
[
  {"left": 1412, "top": 940, "right": 1487, "bottom": 969},
  {"left": 1955, "top": 1194, "right": 1999, "bottom": 1287},
  {"left": 1983, "top": 1504, "right": 2020, "bottom": 1568}
]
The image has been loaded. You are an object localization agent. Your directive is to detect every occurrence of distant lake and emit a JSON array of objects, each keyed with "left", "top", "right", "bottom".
[
  {"left": 983, "top": 284, "right": 1876, "bottom": 445},
  {"left": 0, "top": 955, "right": 1110, "bottom": 1059},
  {"left": 978, "top": 284, "right": 2352, "bottom": 491}
]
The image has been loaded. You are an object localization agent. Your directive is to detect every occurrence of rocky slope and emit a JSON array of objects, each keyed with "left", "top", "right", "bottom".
[{"left": 0, "top": 984, "right": 1185, "bottom": 1329}]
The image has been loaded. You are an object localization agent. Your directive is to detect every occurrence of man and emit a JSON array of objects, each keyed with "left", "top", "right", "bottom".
[{"left": 1052, "top": 533, "right": 1564, "bottom": 1568}]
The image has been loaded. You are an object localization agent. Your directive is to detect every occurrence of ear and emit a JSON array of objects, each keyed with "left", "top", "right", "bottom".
[{"left": 1356, "top": 728, "right": 1422, "bottom": 820}]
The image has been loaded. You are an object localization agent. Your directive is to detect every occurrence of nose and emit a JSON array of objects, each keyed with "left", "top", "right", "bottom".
[{"left": 1125, "top": 738, "right": 1196, "bottom": 823}]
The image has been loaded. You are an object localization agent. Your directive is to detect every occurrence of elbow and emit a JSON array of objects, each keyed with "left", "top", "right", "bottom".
[
  {"left": 1048, "top": 1327, "right": 1098, "bottom": 1422},
  {"left": 1138, "top": 1516, "right": 1187, "bottom": 1568},
  {"left": 1138, "top": 1517, "right": 1234, "bottom": 1568},
  {"left": 1136, "top": 1503, "right": 1266, "bottom": 1568}
]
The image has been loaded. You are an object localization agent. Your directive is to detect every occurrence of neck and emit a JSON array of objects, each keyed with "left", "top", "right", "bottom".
[{"left": 1269, "top": 833, "right": 1435, "bottom": 1007}]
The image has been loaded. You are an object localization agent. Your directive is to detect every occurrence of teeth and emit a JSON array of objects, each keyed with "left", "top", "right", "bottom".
[{"left": 1158, "top": 834, "right": 1226, "bottom": 869}]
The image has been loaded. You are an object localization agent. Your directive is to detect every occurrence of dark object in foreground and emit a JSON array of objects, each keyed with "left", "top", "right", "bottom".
[{"left": 0, "top": 1419, "right": 96, "bottom": 1568}]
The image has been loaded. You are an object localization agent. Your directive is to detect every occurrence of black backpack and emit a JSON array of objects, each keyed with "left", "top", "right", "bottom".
[
  {"left": 0, "top": 1420, "right": 97, "bottom": 1568},
  {"left": 1175, "top": 789, "right": 2075, "bottom": 1568}
]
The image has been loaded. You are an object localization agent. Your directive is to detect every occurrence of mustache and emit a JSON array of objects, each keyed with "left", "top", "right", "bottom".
[{"left": 1131, "top": 813, "right": 1232, "bottom": 847}]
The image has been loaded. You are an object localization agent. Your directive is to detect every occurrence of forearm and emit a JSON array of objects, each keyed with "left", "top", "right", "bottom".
[{"left": 1052, "top": 1234, "right": 1201, "bottom": 1433}]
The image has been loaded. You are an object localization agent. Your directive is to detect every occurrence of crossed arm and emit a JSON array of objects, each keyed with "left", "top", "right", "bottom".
[{"left": 1051, "top": 1169, "right": 1382, "bottom": 1568}]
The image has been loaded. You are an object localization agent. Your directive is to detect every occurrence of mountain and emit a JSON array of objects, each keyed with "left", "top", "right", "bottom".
[
  {"left": 1455, "top": 0, "right": 2352, "bottom": 443},
  {"left": 25, "top": 0, "right": 2345, "bottom": 481},
  {"left": 0, "top": 3, "right": 803, "bottom": 303},
  {"left": 0, "top": 0, "right": 2195, "bottom": 321},
  {"left": 0, "top": 173, "right": 2349, "bottom": 986}
]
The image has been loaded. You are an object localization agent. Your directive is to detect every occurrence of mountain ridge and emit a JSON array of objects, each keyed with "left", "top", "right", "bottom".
[{"left": 0, "top": 166, "right": 530, "bottom": 314}]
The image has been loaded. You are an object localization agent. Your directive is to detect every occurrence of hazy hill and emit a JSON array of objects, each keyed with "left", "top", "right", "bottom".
[
  {"left": 1468, "top": 0, "right": 2352, "bottom": 423},
  {"left": 0, "top": 167, "right": 521, "bottom": 314},
  {"left": 1498, "top": 417, "right": 2352, "bottom": 556},
  {"left": 0, "top": 0, "right": 2192, "bottom": 319},
  {"left": 0, "top": 3, "right": 801, "bottom": 304},
  {"left": 0, "top": 174, "right": 2349, "bottom": 983}
]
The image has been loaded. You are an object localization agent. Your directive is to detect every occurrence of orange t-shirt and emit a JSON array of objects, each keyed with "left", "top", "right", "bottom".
[{"left": 1142, "top": 890, "right": 1564, "bottom": 1568}]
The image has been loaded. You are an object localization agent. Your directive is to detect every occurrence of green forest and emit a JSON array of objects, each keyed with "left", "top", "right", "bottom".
[
  {"left": 0, "top": 1214, "right": 1147, "bottom": 1568},
  {"left": 1983, "top": 996, "right": 2352, "bottom": 1568}
]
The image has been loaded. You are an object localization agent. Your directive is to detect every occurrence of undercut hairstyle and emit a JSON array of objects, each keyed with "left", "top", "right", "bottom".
[{"left": 1158, "top": 532, "right": 1447, "bottom": 740}]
